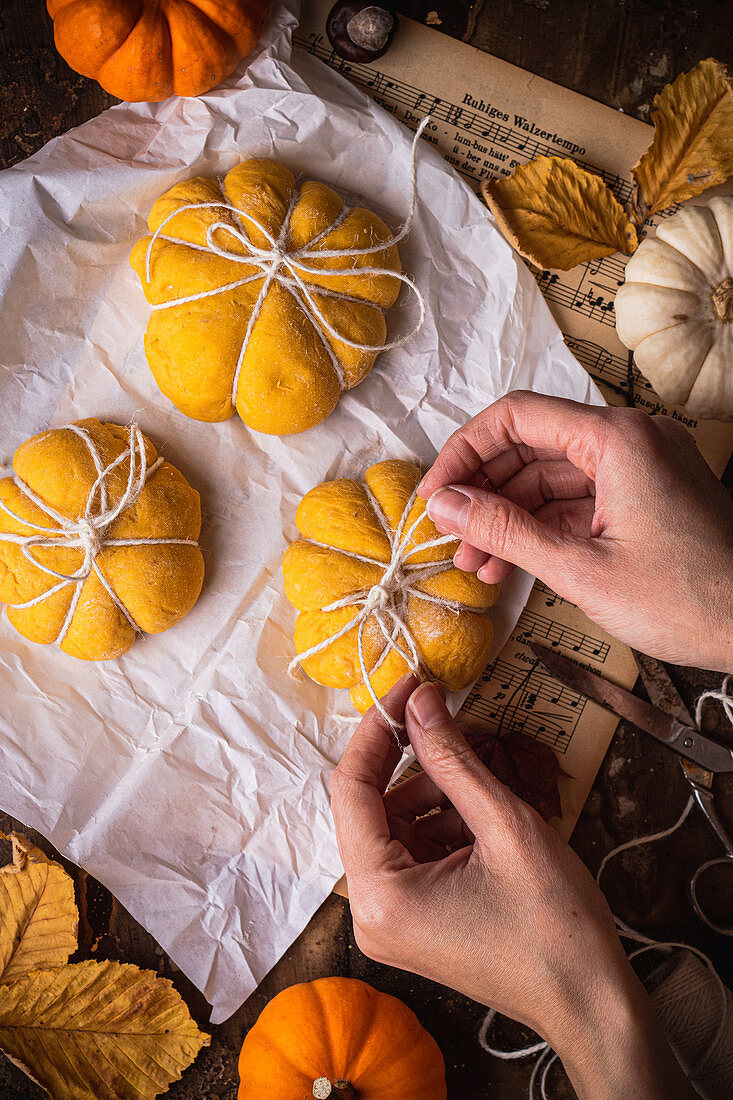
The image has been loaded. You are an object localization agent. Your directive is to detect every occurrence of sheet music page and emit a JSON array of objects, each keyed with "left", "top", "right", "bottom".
[{"left": 298, "top": 3, "right": 733, "bottom": 841}]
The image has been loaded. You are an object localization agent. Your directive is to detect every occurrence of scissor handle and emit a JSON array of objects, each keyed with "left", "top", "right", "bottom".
[{"left": 689, "top": 856, "right": 733, "bottom": 936}]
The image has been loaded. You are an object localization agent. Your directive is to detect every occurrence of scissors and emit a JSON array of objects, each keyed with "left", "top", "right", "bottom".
[{"left": 530, "top": 641, "right": 733, "bottom": 936}]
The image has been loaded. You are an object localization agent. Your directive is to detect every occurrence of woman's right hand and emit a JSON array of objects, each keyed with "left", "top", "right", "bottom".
[{"left": 419, "top": 392, "right": 733, "bottom": 671}]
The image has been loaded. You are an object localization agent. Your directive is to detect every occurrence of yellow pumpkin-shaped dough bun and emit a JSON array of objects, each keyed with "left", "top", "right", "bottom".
[
  {"left": 283, "top": 460, "right": 499, "bottom": 713},
  {"left": 0, "top": 419, "right": 204, "bottom": 660},
  {"left": 130, "top": 160, "right": 404, "bottom": 435}
]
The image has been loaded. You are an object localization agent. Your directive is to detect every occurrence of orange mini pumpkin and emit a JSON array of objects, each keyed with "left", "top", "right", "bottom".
[
  {"left": 47, "top": 0, "right": 270, "bottom": 102},
  {"left": 238, "top": 977, "right": 447, "bottom": 1099}
]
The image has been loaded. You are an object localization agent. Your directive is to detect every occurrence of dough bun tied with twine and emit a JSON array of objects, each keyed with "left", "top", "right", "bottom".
[
  {"left": 129, "top": 134, "right": 428, "bottom": 436},
  {"left": 0, "top": 419, "right": 204, "bottom": 661},
  {"left": 283, "top": 459, "right": 499, "bottom": 717}
]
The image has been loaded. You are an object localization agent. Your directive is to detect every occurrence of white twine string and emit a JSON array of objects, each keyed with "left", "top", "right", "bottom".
[
  {"left": 287, "top": 483, "right": 490, "bottom": 730},
  {"left": 478, "top": 679, "right": 733, "bottom": 1098},
  {"left": 144, "top": 118, "right": 430, "bottom": 408},
  {"left": 696, "top": 675, "right": 733, "bottom": 729},
  {"left": 0, "top": 423, "right": 199, "bottom": 647}
]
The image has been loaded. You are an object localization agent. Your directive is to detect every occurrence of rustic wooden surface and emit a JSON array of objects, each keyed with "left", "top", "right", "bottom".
[{"left": 0, "top": 2, "right": 732, "bottom": 1098}]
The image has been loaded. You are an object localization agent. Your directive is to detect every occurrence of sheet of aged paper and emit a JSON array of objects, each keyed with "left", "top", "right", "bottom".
[{"left": 298, "top": 3, "right": 733, "bottom": 849}]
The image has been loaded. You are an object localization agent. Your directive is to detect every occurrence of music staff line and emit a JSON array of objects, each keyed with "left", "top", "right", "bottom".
[
  {"left": 480, "top": 657, "right": 586, "bottom": 712},
  {"left": 564, "top": 335, "right": 652, "bottom": 394},
  {"left": 294, "top": 33, "right": 635, "bottom": 203},
  {"left": 535, "top": 270, "right": 618, "bottom": 329},
  {"left": 517, "top": 609, "right": 610, "bottom": 662},
  {"left": 535, "top": 581, "right": 573, "bottom": 610},
  {"left": 397, "top": 651, "right": 587, "bottom": 772},
  {"left": 464, "top": 688, "right": 576, "bottom": 753},
  {"left": 458, "top": 607, "right": 610, "bottom": 754},
  {"left": 586, "top": 253, "right": 629, "bottom": 287}
]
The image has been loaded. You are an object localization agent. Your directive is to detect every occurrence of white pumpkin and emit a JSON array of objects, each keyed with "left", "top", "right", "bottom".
[{"left": 615, "top": 197, "right": 733, "bottom": 421}]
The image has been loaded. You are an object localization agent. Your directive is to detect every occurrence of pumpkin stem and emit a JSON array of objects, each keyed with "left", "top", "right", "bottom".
[
  {"left": 313, "top": 1078, "right": 357, "bottom": 1099},
  {"left": 713, "top": 277, "right": 733, "bottom": 323}
]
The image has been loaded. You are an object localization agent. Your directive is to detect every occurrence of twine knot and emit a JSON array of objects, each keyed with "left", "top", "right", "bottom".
[
  {"left": 75, "top": 517, "right": 103, "bottom": 567},
  {"left": 144, "top": 118, "right": 431, "bottom": 406},
  {"left": 364, "top": 578, "right": 395, "bottom": 614}
]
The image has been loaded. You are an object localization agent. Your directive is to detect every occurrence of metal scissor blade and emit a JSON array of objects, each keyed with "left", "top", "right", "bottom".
[
  {"left": 633, "top": 649, "right": 696, "bottom": 726},
  {"left": 632, "top": 650, "right": 716, "bottom": 789},
  {"left": 529, "top": 642, "right": 733, "bottom": 773}
]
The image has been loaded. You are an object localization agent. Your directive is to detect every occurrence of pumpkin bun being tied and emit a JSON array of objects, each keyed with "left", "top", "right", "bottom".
[
  {"left": 283, "top": 459, "right": 499, "bottom": 714},
  {"left": 130, "top": 159, "right": 403, "bottom": 436},
  {"left": 0, "top": 419, "right": 204, "bottom": 661}
]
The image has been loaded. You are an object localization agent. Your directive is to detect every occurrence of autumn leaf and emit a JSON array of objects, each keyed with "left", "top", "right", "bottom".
[
  {"left": 631, "top": 58, "right": 733, "bottom": 220},
  {"left": 0, "top": 959, "right": 210, "bottom": 1100},
  {"left": 0, "top": 833, "right": 78, "bottom": 984},
  {"left": 481, "top": 156, "right": 638, "bottom": 270},
  {"left": 0, "top": 838, "right": 208, "bottom": 1098},
  {"left": 484, "top": 730, "right": 564, "bottom": 821},
  {"left": 467, "top": 727, "right": 565, "bottom": 821}
]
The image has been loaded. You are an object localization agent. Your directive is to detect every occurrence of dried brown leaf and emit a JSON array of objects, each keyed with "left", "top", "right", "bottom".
[
  {"left": 0, "top": 959, "right": 209, "bottom": 1100},
  {"left": 632, "top": 58, "right": 733, "bottom": 219},
  {"left": 0, "top": 833, "right": 78, "bottom": 984},
  {"left": 481, "top": 156, "right": 638, "bottom": 270},
  {"left": 483, "top": 730, "right": 564, "bottom": 821},
  {"left": 466, "top": 727, "right": 564, "bottom": 821}
]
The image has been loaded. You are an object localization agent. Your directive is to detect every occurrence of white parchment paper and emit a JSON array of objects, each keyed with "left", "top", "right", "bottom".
[{"left": 0, "top": 2, "right": 599, "bottom": 1021}]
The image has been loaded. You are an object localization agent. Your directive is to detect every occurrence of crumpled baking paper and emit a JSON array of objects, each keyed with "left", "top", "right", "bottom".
[{"left": 0, "top": 1, "right": 599, "bottom": 1022}]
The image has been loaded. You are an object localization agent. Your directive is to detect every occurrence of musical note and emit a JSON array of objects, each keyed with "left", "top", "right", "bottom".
[
  {"left": 366, "top": 71, "right": 385, "bottom": 94},
  {"left": 454, "top": 603, "right": 609, "bottom": 751},
  {"left": 334, "top": 57, "right": 353, "bottom": 79},
  {"left": 563, "top": 336, "right": 660, "bottom": 399},
  {"left": 413, "top": 90, "right": 441, "bottom": 114},
  {"left": 458, "top": 646, "right": 594, "bottom": 754},
  {"left": 536, "top": 582, "right": 571, "bottom": 609},
  {"left": 517, "top": 610, "right": 610, "bottom": 661},
  {"left": 478, "top": 122, "right": 499, "bottom": 141},
  {"left": 303, "top": 32, "right": 324, "bottom": 54}
]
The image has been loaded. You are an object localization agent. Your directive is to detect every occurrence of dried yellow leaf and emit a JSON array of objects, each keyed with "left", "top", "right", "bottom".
[
  {"left": 0, "top": 959, "right": 210, "bottom": 1100},
  {"left": 0, "top": 833, "right": 78, "bottom": 984},
  {"left": 632, "top": 58, "right": 733, "bottom": 218},
  {"left": 481, "top": 156, "right": 638, "bottom": 271}
]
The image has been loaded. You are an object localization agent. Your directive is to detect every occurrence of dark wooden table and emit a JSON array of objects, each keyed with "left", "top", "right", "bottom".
[{"left": 1, "top": 2, "right": 732, "bottom": 1098}]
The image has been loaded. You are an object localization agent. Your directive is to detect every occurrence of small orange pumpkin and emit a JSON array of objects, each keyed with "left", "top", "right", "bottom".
[
  {"left": 237, "top": 977, "right": 447, "bottom": 1099},
  {"left": 47, "top": 0, "right": 270, "bottom": 102}
]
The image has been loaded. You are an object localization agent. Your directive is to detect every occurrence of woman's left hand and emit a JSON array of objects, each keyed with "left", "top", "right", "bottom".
[{"left": 330, "top": 675, "right": 696, "bottom": 1100}]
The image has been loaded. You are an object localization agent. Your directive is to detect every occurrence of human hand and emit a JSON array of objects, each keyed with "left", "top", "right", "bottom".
[
  {"left": 419, "top": 391, "right": 733, "bottom": 671},
  {"left": 331, "top": 676, "right": 696, "bottom": 1100}
]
